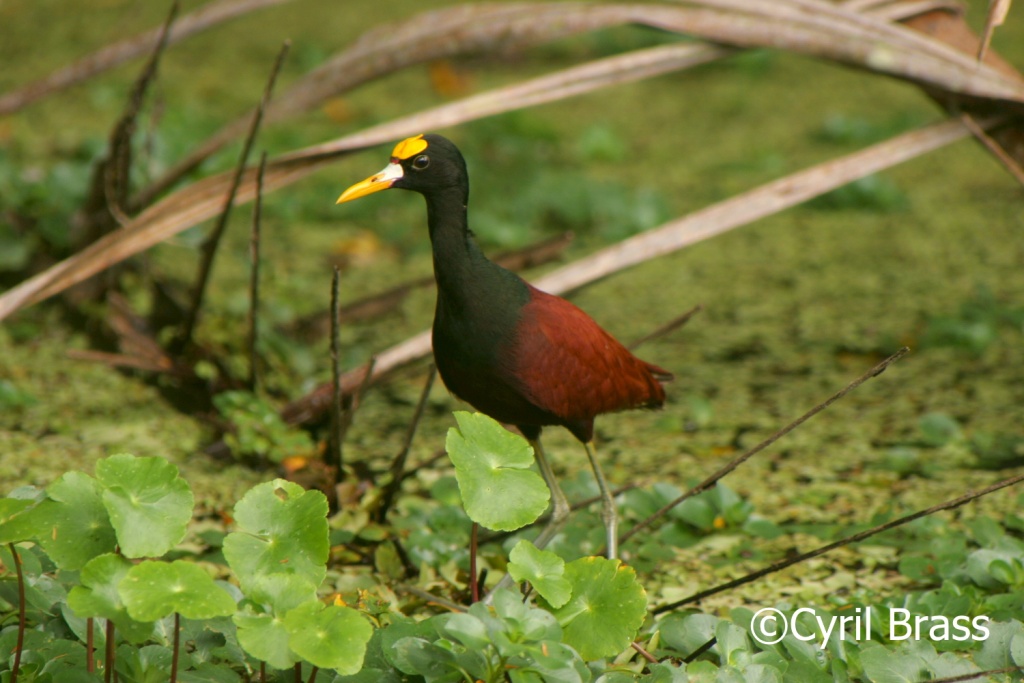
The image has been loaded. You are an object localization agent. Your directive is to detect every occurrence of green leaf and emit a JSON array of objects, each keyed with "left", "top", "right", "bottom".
[
  {"left": 643, "top": 662, "right": 689, "bottom": 683},
  {"left": 119, "top": 559, "right": 236, "bottom": 621},
  {"left": 246, "top": 572, "right": 318, "bottom": 615},
  {"left": 29, "top": 471, "right": 115, "bottom": 569},
  {"left": 443, "top": 612, "right": 491, "bottom": 650},
  {"left": 858, "top": 641, "right": 928, "bottom": 683},
  {"left": 975, "top": 620, "right": 1024, "bottom": 670},
  {"left": 222, "top": 479, "right": 329, "bottom": 588},
  {"left": 1011, "top": 630, "right": 1024, "bottom": 666},
  {"left": 0, "top": 497, "right": 37, "bottom": 544},
  {"left": 715, "top": 620, "right": 751, "bottom": 669},
  {"left": 66, "top": 553, "right": 154, "bottom": 643},
  {"left": 507, "top": 540, "right": 572, "bottom": 608},
  {"left": 235, "top": 611, "right": 296, "bottom": 670},
  {"left": 95, "top": 454, "right": 194, "bottom": 558},
  {"left": 391, "top": 636, "right": 458, "bottom": 678},
  {"left": 446, "top": 412, "right": 549, "bottom": 531},
  {"left": 540, "top": 556, "right": 647, "bottom": 660},
  {"left": 284, "top": 600, "right": 373, "bottom": 674},
  {"left": 660, "top": 612, "right": 719, "bottom": 656}
]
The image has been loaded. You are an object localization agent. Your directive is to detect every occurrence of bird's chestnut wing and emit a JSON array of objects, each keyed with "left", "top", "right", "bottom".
[{"left": 509, "top": 287, "right": 667, "bottom": 423}]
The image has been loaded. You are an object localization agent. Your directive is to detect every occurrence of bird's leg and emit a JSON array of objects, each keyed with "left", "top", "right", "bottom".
[
  {"left": 486, "top": 437, "right": 570, "bottom": 601},
  {"left": 529, "top": 437, "right": 571, "bottom": 550},
  {"left": 584, "top": 441, "right": 618, "bottom": 560}
]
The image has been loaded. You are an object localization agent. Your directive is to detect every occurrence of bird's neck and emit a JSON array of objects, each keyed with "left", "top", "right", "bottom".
[{"left": 424, "top": 188, "right": 527, "bottom": 315}]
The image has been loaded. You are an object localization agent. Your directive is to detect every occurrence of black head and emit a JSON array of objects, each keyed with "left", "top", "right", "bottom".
[{"left": 336, "top": 133, "right": 468, "bottom": 204}]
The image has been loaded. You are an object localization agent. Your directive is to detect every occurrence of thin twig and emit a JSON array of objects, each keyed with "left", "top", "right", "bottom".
[
  {"left": 399, "top": 447, "right": 450, "bottom": 482},
  {"left": 631, "top": 641, "right": 658, "bottom": 664},
  {"left": 336, "top": 356, "right": 377, "bottom": 446},
  {"left": 397, "top": 584, "right": 468, "bottom": 613},
  {"left": 932, "top": 666, "right": 1024, "bottom": 683},
  {"left": 960, "top": 112, "right": 1024, "bottom": 187},
  {"left": 683, "top": 636, "right": 717, "bottom": 663},
  {"left": 170, "top": 612, "right": 180, "bottom": 683},
  {"left": 328, "top": 266, "right": 343, "bottom": 471},
  {"left": 628, "top": 304, "right": 703, "bottom": 351},
  {"left": 176, "top": 40, "right": 289, "bottom": 349},
  {"left": 377, "top": 365, "right": 437, "bottom": 522},
  {"left": 104, "top": 619, "right": 115, "bottom": 683},
  {"left": 248, "top": 152, "right": 267, "bottom": 391},
  {"left": 103, "top": 0, "right": 179, "bottom": 228},
  {"left": 652, "top": 470, "right": 1024, "bottom": 614},
  {"left": 618, "top": 347, "right": 910, "bottom": 548}
]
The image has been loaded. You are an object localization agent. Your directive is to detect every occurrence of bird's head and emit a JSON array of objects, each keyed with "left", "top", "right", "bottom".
[{"left": 336, "top": 133, "right": 467, "bottom": 204}]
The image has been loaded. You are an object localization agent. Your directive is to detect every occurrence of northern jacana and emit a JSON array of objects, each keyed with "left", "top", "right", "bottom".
[{"left": 337, "top": 134, "right": 671, "bottom": 559}]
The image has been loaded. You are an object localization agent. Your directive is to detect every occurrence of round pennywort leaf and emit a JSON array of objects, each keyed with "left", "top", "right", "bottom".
[
  {"left": 284, "top": 600, "right": 373, "bottom": 674},
  {"left": 96, "top": 454, "right": 193, "bottom": 558},
  {"left": 446, "top": 412, "right": 549, "bottom": 531},
  {"left": 540, "top": 556, "right": 647, "bottom": 660},
  {"left": 507, "top": 540, "right": 572, "bottom": 608},
  {"left": 119, "top": 559, "right": 236, "bottom": 622}
]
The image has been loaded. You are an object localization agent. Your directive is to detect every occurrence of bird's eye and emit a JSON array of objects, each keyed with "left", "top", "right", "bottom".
[{"left": 411, "top": 155, "right": 430, "bottom": 170}]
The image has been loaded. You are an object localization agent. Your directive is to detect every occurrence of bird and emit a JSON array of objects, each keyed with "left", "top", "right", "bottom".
[{"left": 336, "top": 133, "right": 671, "bottom": 559}]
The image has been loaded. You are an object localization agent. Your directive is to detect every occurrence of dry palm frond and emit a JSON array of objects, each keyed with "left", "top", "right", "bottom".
[
  {"left": 0, "top": 0, "right": 292, "bottom": 116},
  {"left": 979, "top": 0, "right": 1013, "bottom": 62},
  {"left": 1, "top": 1, "right": 1022, "bottom": 328}
]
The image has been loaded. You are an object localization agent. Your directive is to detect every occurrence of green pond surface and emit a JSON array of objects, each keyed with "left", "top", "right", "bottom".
[{"left": 1, "top": 0, "right": 1022, "bottom": 604}]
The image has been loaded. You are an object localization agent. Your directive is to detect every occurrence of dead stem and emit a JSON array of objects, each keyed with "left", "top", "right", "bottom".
[
  {"left": 628, "top": 304, "right": 703, "bottom": 351},
  {"left": 248, "top": 152, "right": 267, "bottom": 391},
  {"left": 328, "top": 267, "right": 343, "bottom": 472},
  {"left": 652, "top": 470, "right": 1024, "bottom": 614},
  {"left": 618, "top": 347, "right": 910, "bottom": 549},
  {"left": 176, "top": 40, "right": 289, "bottom": 349},
  {"left": 377, "top": 365, "right": 438, "bottom": 523}
]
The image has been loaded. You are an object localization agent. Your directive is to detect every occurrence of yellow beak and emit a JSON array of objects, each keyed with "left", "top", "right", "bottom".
[{"left": 336, "top": 162, "right": 404, "bottom": 204}]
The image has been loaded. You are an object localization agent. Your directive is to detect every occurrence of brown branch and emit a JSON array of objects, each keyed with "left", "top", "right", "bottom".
[
  {"left": 651, "top": 470, "right": 1024, "bottom": 614},
  {"left": 631, "top": 641, "right": 658, "bottom": 664},
  {"left": 0, "top": 0, "right": 292, "bottom": 116},
  {"left": 618, "top": 348, "right": 910, "bottom": 548},
  {"left": 176, "top": 40, "right": 289, "bottom": 349}
]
